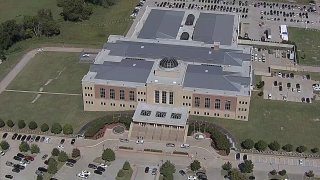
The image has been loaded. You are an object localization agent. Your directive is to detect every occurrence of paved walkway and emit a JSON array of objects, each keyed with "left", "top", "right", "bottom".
[
  {"left": 0, "top": 47, "right": 99, "bottom": 94},
  {"left": 5, "top": 89, "right": 81, "bottom": 96}
]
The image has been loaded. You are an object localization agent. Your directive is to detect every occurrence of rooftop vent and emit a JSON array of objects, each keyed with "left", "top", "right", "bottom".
[
  {"left": 133, "top": 64, "right": 136, "bottom": 66},
  {"left": 159, "top": 57, "right": 178, "bottom": 69},
  {"left": 180, "top": 32, "right": 189, "bottom": 40},
  {"left": 185, "top": 14, "right": 195, "bottom": 26}
]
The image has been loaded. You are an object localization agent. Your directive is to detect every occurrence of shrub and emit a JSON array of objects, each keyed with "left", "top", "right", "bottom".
[
  {"left": 258, "top": 91, "right": 264, "bottom": 96},
  {"left": 268, "top": 141, "right": 280, "bottom": 151},
  {"left": 239, "top": 160, "right": 254, "bottom": 173},
  {"left": 31, "top": 144, "right": 40, "bottom": 154},
  {"left": 0, "top": 140, "right": 10, "bottom": 150},
  {"left": 311, "top": 148, "right": 319, "bottom": 153},
  {"left": 282, "top": 144, "right": 293, "bottom": 152},
  {"left": 241, "top": 139, "right": 254, "bottom": 150},
  {"left": 51, "top": 123, "right": 62, "bottom": 134},
  {"left": 270, "top": 169, "right": 277, "bottom": 175},
  {"left": 144, "top": 149, "right": 162, "bottom": 153},
  {"left": 19, "top": 141, "right": 30, "bottom": 152},
  {"left": 123, "top": 161, "right": 131, "bottom": 170},
  {"left": 72, "top": 148, "right": 81, "bottom": 158},
  {"left": 172, "top": 151, "right": 188, "bottom": 155},
  {"left": 305, "top": 170, "right": 314, "bottom": 177},
  {"left": 222, "top": 162, "right": 232, "bottom": 171},
  {"left": 47, "top": 158, "right": 58, "bottom": 174},
  {"left": 18, "top": 120, "right": 26, "bottom": 129},
  {"left": 37, "top": 175, "right": 43, "bottom": 180},
  {"left": 210, "top": 128, "right": 231, "bottom": 151},
  {"left": 63, "top": 124, "right": 73, "bottom": 135},
  {"left": 190, "top": 160, "right": 201, "bottom": 171},
  {"left": 118, "top": 146, "right": 133, "bottom": 150},
  {"left": 41, "top": 123, "right": 49, "bottom": 132},
  {"left": 7, "top": 120, "right": 14, "bottom": 128},
  {"left": 278, "top": 169, "right": 287, "bottom": 176},
  {"left": 296, "top": 146, "right": 307, "bottom": 153},
  {"left": 0, "top": 119, "right": 5, "bottom": 128},
  {"left": 254, "top": 140, "right": 268, "bottom": 151},
  {"left": 28, "top": 121, "right": 38, "bottom": 130},
  {"left": 58, "top": 151, "right": 68, "bottom": 162},
  {"left": 51, "top": 148, "right": 60, "bottom": 156},
  {"left": 117, "top": 169, "right": 124, "bottom": 177},
  {"left": 102, "top": 148, "right": 115, "bottom": 162}
]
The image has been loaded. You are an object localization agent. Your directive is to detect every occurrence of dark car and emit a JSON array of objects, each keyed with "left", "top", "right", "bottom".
[
  {"left": 17, "top": 153, "right": 24, "bottom": 158},
  {"left": 44, "top": 160, "right": 49, "bottom": 165},
  {"left": 21, "top": 135, "right": 27, "bottom": 141},
  {"left": 66, "top": 162, "right": 74, "bottom": 167},
  {"left": 12, "top": 168, "right": 20, "bottom": 173},
  {"left": 50, "top": 178, "right": 58, "bottom": 180},
  {"left": 14, "top": 164, "right": 25, "bottom": 170},
  {"left": 179, "top": 170, "right": 186, "bottom": 176},
  {"left": 42, "top": 154, "right": 48, "bottom": 160},
  {"left": 67, "top": 159, "right": 77, "bottom": 164},
  {"left": 94, "top": 170, "right": 102, "bottom": 175},
  {"left": 5, "top": 175, "right": 13, "bottom": 179},
  {"left": 26, "top": 135, "right": 31, "bottom": 141},
  {"left": 60, "top": 139, "right": 65, "bottom": 144},
  {"left": 6, "top": 161, "right": 14, "bottom": 167},
  {"left": 71, "top": 138, "right": 76, "bottom": 145},
  {"left": 236, "top": 153, "right": 240, "bottom": 160},
  {"left": 243, "top": 154, "right": 248, "bottom": 160},
  {"left": 38, "top": 167, "right": 48, "bottom": 172},
  {"left": 196, "top": 171, "right": 206, "bottom": 176},
  {"left": 145, "top": 167, "right": 149, "bottom": 173},
  {"left": 12, "top": 133, "right": 18, "bottom": 140},
  {"left": 17, "top": 134, "right": 22, "bottom": 140},
  {"left": 2, "top": 133, "right": 8, "bottom": 139},
  {"left": 35, "top": 136, "right": 41, "bottom": 142},
  {"left": 97, "top": 166, "right": 105, "bottom": 172},
  {"left": 198, "top": 174, "right": 208, "bottom": 180},
  {"left": 40, "top": 136, "right": 45, "bottom": 142},
  {"left": 88, "top": 163, "right": 97, "bottom": 169},
  {"left": 151, "top": 168, "right": 157, "bottom": 175},
  {"left": 13, "top": 156, "right": 22, "bottom": 161},
  {"left": 166, "top": 143, "right": 175, "bottom": 147}
]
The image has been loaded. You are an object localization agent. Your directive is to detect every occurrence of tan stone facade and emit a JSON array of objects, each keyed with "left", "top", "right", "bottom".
[{"left": 82, "top": 81, "right": 250, "bottom": 121}]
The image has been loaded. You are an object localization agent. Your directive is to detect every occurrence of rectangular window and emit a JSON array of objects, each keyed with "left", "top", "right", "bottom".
[
  {"left": 215, "top": 99, "right": 220, "bottom": 109},
  {"left": 194, "top": 97, "right": 200, "bottom": 107},
  {"left": 129, "top": 91, "right": 135, "bottom": 101},
  {"left": 120, "top": 90, "right": 125, "bottom": 100},
  {"left": 171, "top": 113, "right": 181, "bottom": 119},
  {"left": 155, "top": 90, "right": 159, "bottom": 103},
  {"left": 169, "top": 92, "right": 174, "bottom": 104},
  {"left": 140, "top": 110, "right": 151, "bottom": 116},
  {"left": 205, "top": 98, "right": 210, "bottom": 108},
  {"left": 162, "top": 91, "right": 167, "bottom": 104},
  {"left": 225, "top": 100, "right": 231, "bottom": 110},
  {"left": 99, "top": 88, "right": 106, "bottom": 98},
  {"left": 110, "top": 89, "right": 115, "bottom": 99},
  {"left": 156, "top": 111, "right": 166, "bottom": 118}
]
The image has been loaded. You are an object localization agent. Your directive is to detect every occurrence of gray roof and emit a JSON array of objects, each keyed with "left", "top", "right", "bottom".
[
  {"left": 193, "top": 13, "right": 234, "bottom": 45},
  {"left": 133, "top": 103, "right": 188, "bottom": 126},
  {"left": 104, "top": 41, "right": 250, "bottom": 66},
  {"left": 138, "top": 9, "right": 184, "bottom": 39},
  {"left": 183, "top": 64, "right": 250, "bottom": 91},
  {"left": 90, "top": 58, "right": 154, "bottom": 83}
]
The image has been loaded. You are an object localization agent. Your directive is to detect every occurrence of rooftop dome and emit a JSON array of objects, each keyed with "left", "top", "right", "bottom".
[{"left": 159, "top": 57, "right": 178, "bottom": 69}]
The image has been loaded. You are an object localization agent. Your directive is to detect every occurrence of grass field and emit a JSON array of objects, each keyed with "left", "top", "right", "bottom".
[
  {"left": 0, "top": 0, "right": 137, "bottom": 81},
  {"left": 289, "top": 27, "right": 320, "bottom": 66},
  {"left": 0, "top": 52, "right": 105, "bottom": 132},
  {"left": 193, "top": 92, "right": 320, "bottom": 149}
]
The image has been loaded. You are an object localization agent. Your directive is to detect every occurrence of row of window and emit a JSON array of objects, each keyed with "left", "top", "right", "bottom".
[
  {"left": 239, "top": 101, "right": 248, "bottom": 105},
  {"left": 84, "top": 93, "right": 93, "bottom": 97},
  {"left": 238, "top": 116, "right": 247, "bottom": 119},
  {"left": 182, "top": 103, "right": 191, "bottom": 106},
  {"left": 137, "top": 99, "right": 146, "bottom": 102},
  {"left": 182, "top": 96, "right": 192, "bottom": 99},
  {"left": 84, "top": 87, "right": 92, "bottom": 90},
  {"left": 100, "top": 88, "right": 135, "bottom": 101},
  {"left": 194, "top": 97, "right": 231, "bottom": 110},
  {"left": 85, "top": 101, "right": 93, "bottom": 104},
  {"left": 109, "top": 103, "right": 135, "bottom": 108},
  {"left": 137, "top": 92, "right": 146, "bottom": 95},
  {"left": 238, "top": 108, "right": 247, "bottom": 111},
  {"left": 155, "top": 91, "right": 174, "bottom": 104}
]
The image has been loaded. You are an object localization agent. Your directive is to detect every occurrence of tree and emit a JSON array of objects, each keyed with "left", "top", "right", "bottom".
[
  {"left": 72, "top": 148, "right": 81, "bottom": 158},
  {"left": 19, "top": 141, "right": 30, "bottom": 152},
  {"left": 28, "top": 121, "right": 38, "bottom": 130},
  {"left": 51, "top": 123, "right": 62, "bottom": 134},
  {"left": 63, "top": 124, "right": 73, "bottom": 135},
  {"left": 0, "top": 119, "right": 5, "bottom": 128},
  {"left": 102, "top": 148, "right": 115, "bottom": 161},
  {"left": 0, "top": 20, "right": 25, "bottom": 50},
  {"left": 6, "top": 120, "right": 14, "bottom": 128},
  {"left": 296, "top": 145, "right": 307, "bottom": 153},
  {"left": 222, "top": 161, "right": 232, "bottom": 171},
  {"left": 241, "top": 139, "right": 254, "bottom": 150},
  {"left": 254, "top": 140, "right": 267, "bottom": 151},
  {"left": 239, "top": 160, "right": 254, "bottom": 173},
  {"left": 47, "top": 158, "right": 58, "bottom": 174},
  {"left": 41, "top": 123, "right": 49, "bottom": 132},
  {"left": 85, "top": 0, "right": 116, "bottom": 7},
  {"left": 0, "top": 51, "right": 6, "bottom": 61},
  {"left": 17, "top": 120, "right": 26, "bottom": 129},
  {"left": 0, "top": 140, "right": 10, "bottom": 150},
  {"left": 123, "top": 161, "right": 131, "bottom": 170},
  {"left": 210, "top": 128, "right": 231, "bottom": 151},
  {"left": 117, "top": 169, "right": 124, "bottom": 177},
  {"left": 160, "top": 160, "right": 176, "bottom": 180},
  {"left": 305, "top": 170, "right": 314, "bottom": 177},
  {"left": 37, "top": 175, "right": 43, "bottom": 180},
  {"left": 311, "top": 148, "right": 319, "bottom": 153},
  {"left": 59, "top": 0, "right": 93, "bottom": 22},
  {"left": 190, "top": 160, "right": 201, "bottom": 171},
  {"left": 282, "top": 144, "right": 293, "bottom": 152},
  {"left": 268, "top": 141, "right": 280, "bottom": 151},
  {"left": 31, "top": 144, "right": 40, "bottom": 154},
  {"left": 58, "top": 151, "right": 68, "bottom": 162},
  {"left": 229, "top": 168, "right": 248, "bottom": 180},
  {"left": 51, "top": 148, "right": 60, "bottom": 156},
  {"left": 270, "top": 169, "right": 277, "bottom": 175},
  {"left": 278, "top": 169, "right": 287, "bottom": 176}
]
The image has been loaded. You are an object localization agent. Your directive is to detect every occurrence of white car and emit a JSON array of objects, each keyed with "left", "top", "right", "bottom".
[
  {"left": 45, "top": 137, "right": 50, "bottom": 143},
  {"left": 81, "top": 170, "right": 91, "bottom": 175},
  {"left": 299, "top": 159, "right": 303, "bottom": 165},
  {"left": 58, "top": 145, "right": 64, "bottom": 149},
  {"left": 136, "top": 139, "right": 144, "bottom": 144},
  {"left": 188, "top": 176, "right": 198, "bottom": 180},
  {"left": 180, "top": 144, "right": 190, "bottom": 148},
  {"left": 0, "top": 150, "right": 5, "bottom": 156},
  {"left": 77, "top": 173, "right": 89, "bottom": 179},
  {"left": 99, "top": 163, "right": 108, "bottom": 168},
  {"left": 82, "top": 54, "right": 90, "bottom": 57}
]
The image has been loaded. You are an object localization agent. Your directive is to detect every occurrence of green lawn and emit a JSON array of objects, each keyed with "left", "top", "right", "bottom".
[
  {"left": 289, "top": 27, "right": 320, "bottom": 66},
  {"left": 193, "top": 93, "right": 320, "bottom": 149},
  {"left": 0, "top": 0, "right": 137, "bottom": 80},
  {"left": 0, "top": 52, "right": 106, "bottom": 132}
]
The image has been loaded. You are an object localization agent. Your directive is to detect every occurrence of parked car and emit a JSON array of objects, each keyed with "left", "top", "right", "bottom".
[
  {"left": 188, "top": 176, "right": 197, "bottom": 180},
  {"left": 67, "top": 159, "right": 77, "bottom": 164},
  {"left": 14, "top": 164, "right": 25, "bottom": 170},
  {"left": 243, "top": 154, "right": 248, "bottom": 160},
  {"left": 151, "top": 168, "right": 157, "bottom": 175},
  {"left": 136, "top": 139, "right": 144, "bottom": 144},
  {"left": 2, "top": 132, "right": 8, "bottom": 139},
  {"left": 35, "top": 170, "right": 43, "bottom": 176},
  {"left": 60, "top": 139, "right": 65, "bottom": 144},
  {"left": 40, "top": 136, "right": 45, "bottom": 142},
  {"left": 179, "top": 170, "right": 186, "bottom": 176},
  {"left": 13, "top": 156, "right": 22, "bottom": 161},
  {"left": 99, "top": 163, "right": 108, "bottom": 168},
  {"left": 235, "top": 153, "right": 240, "bottom": 160},
  {"left": 17, "top": 134, "right": 22, "bottom": 140},
  {"left": 0, "top": 150, "right": 5, "bottom": 156},
  {"left": 97, "top": 166, "right": 105, "bottom": 172},
  {"left": 16, "top": 153, "right": 24, "bottom": 158},
  {"left": 180, "top": 144, "right": 190, "bottom": 148},
  {"left": 25, "top": 156, "right": 34, "bottom": 161},
  {"left": 94, "top": 170, "right": 102, "bottom": 175},
  {"left": 77, "top": 173, "right": 89, "bottom": 179},
  {"left": 12, "top": 133, "right": 18, "bottom": 140},
  {"left": 41, "top": 154, "right": 48, "bottom": 160},
  {"left": 71, "top": 138, "right": 76, "bottom": 145},
  {"left": 38, "top": 167, "right": 48, "bottom": 172},
  {"left": 66, "top": 162, "right": 74, "bottom": 167},
  {"left": 81, "top": 170, "right": 91, "bottom": 175},
  {"left": 12, "top": 168, "right": 20, "bottom": 173},
  {"left": 21, "top": 135, "right": 26, "bottom": 141},
  {"left": 6, "top": 161, "right": 14, "bottom": 167},
  {"left": 145, "top": 167, "right": 149, "bottom": 173},
  {"left": 166, "top": 143, "right": 175, "bottom": 147},
  {"left": 35, "top": 136, "right": 41, "bottom": 142},
  {"left": 119, "top": 138, "right": 129, "bottom": 143},
  {"left": 26, "top": 135, "right": 31, "bottom": 141},
  {"left": 5, "top": 175, "right": 13, "bottom": 179},
  {"left": 88, "top": 163, "right": 97, "bottom": 169}
]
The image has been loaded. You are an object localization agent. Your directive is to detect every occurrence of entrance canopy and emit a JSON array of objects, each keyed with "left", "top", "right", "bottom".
[{"left": 133, "top": 103, "right": 188, "bottom": 127}]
